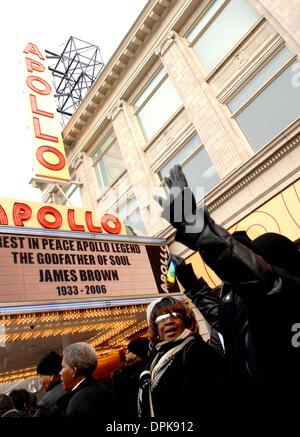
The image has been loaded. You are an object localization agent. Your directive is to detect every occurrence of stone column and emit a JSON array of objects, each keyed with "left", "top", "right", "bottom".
[
  {"left": 249, "top": 0, "right": 300, "bottom": 57},
  {"left": 155, "top": 31, "right": 253, "bottom": 178},
  {"left": 69, "top": 151, "right": 98, "bottom": 210},
  {"left": 108, "top": 100, "right": 163, "bottom": 234}
]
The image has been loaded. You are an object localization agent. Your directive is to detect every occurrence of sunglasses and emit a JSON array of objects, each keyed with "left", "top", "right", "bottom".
[{"left": 155, "top": 312, "right": 182, "bottom": 324}]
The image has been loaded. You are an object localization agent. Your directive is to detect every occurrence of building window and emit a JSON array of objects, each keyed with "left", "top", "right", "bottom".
[
  {"left": 187, "top": 0, "right": 260, "bottom": 73},
  {"left": 133, "top": 68, "right": 182, "bottom": 141},
  {"left": 92, "top": 131, "right": 125, "bottom": 192},
  {"left": 116, "top": 194, "right": 146, "bottom": 235},
  {"left": 158, "top": 134, "right": 220, "bottom": 201},
  {"left": 227, "top": 47, "right": 300, "bottom": 151},
  {"left": 56, "top": 181, "right": 82, "bottom": 207}
]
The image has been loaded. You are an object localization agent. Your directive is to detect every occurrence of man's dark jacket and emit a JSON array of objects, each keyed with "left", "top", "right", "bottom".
[
  {"left": 34, "top": 380, "right": 67, "bottom": 417},
  {"left": 57, "top": 377, "right": 114, "bottom": 417}
]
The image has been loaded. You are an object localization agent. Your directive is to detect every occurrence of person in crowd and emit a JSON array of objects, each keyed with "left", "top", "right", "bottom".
[
  {"left": 167, "top": 253, "right": 225, "bottom": 356},
  {"left": 27, "top": 392, "right": 37, "bottom": 415},
  {"left": 34, "top": 351, "right": 67, "bottom": 417},
  {"left": 112, "top": 336, "right": 150, "bottom": 416},
  {"left": 0, "top": 393, "right": 25, "bottom": 417},
  {"left": 154, "top": 164, "right": 300, "bottom": 416},
  {"left": 57, "top": 342, "right": 114, "bottom": 417},
  {"left": 9, "top": 389, "right": 32, "bottom": 416},
  {"left": 137, "top": 296, "right": 224, "bottom": 417}
]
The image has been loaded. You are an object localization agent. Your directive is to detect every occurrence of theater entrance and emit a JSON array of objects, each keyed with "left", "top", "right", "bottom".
[{"left": 0, "top": 227, "right": 181, "bottom": 393}]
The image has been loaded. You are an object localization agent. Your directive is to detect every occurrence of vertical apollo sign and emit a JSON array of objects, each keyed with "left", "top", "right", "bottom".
[{"left": 23, "top": 43, "right": 70, "bottom": 183}]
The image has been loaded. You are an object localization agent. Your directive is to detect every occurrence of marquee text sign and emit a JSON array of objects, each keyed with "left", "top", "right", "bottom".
[
  {"left": 0, "top": 198, "right": 125, "bottom": 235},
  {"left": 0, "top": 233, "right": 173, "bottom": 306},
  {"left": 23, "top": 43, "right": 70, "bottom": 183}
]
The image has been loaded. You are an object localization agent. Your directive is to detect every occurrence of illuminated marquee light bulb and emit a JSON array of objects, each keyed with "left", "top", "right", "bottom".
[
  {"left": 1, "top": 326, "right": 147, "bottom": 383},
  {"left": 0, "top": 305, "right": 148, "bottom": 328}
]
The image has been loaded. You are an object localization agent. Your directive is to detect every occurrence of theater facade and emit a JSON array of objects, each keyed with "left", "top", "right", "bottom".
[
  {"left": 41, "top": 1, "right": 299, "bottom": 289},
  {"left": 0, "top": 199, "right": 183, "bottom": 389},
  {"left": 1, "top": 0, "right": 299, "bottom": 391},
  {"left": 41, "top": 0, "right": 299, "bottom": 270}
]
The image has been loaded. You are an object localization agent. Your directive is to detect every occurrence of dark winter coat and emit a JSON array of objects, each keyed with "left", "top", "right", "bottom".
[
  {"left": 138, "top": 335, "right": 224, "bottom": 418},
  {"left": 186, "top": 279, "right": 259, "bottom": 414},
  {"left": 34, "top": 380, "right": 67, "bottom": 417},
  {"left": 112, "top": 360, "right": 147, "bottom": 416},
  {"left": 176, "top": 212, "right": 300, "bottom": 416},
  {"left": 57, "top": 377, "right": 114, "bottom": 417}
]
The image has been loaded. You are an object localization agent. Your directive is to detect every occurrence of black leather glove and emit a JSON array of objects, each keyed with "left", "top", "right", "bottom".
[
  {"left": 168, "top": 253, "right": 185, "bottom": 267},
  {"left": 169, "top": 254, "right": 197, "bottom": 290},
  {"left": 156, "top": 166, "right": 275, "bottom": 286},
  {"left": 167, "top": 253, "right": 194, "bottom": 287},
  {"left": 168, "top": 253, "right": 205, "bottom": 293},
  {"left": 153, "top": 164, "right": 197, "bottom": 229}
]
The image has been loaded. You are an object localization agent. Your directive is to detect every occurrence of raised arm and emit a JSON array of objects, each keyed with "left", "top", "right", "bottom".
[{"left": 156, "top": 165, "right": 276, "bottom": 293}]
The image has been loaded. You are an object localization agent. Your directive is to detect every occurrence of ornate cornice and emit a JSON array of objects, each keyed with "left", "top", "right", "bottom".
[
  {"left": 153, "top": 125, "right": 300, "bottom": 243},
  {"left": 209, "top": 132, "right": 300, "bottom": 211},
  {"left": 155, "top": 30, "right": 177, "bottom": 57},
  {"left": 63, "top": 0, "right": 176, "bottom": 145},
  {"left": 69, "top": 152, "right": 85, "bottom": 171},
  {"left": 107, "top": 100, "right": 124, "bottom": 121}
]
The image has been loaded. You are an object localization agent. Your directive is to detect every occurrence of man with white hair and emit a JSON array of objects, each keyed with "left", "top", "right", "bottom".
[{"left": 58, "top": 342, "right": 114, "bottom": 417}]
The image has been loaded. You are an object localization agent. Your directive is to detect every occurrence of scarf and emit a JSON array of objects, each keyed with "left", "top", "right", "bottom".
[
  {"left": 150, "top": 329, "right": 194, "bottom": 389},
  {"left": 138, "top": 329, "right": 194, "bottom": 417}
]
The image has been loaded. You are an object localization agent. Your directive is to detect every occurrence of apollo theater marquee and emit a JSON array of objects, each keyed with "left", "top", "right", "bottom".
[{"left": 0, "top": 44, "right": 180, "bottom": 386}]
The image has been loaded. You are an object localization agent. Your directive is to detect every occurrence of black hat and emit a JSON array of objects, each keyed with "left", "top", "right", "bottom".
[
  {"left": 36, "top": 351, "right": 62, "bottom": 376},
  {"left": 232, "top": 230, "right": 268, "bottom": 258},
  {"left": 127, "top": 338, "right": 149, "bottom": 360},
  {"left": 252, "top": 232, "right": 300, "bottom": 276},
  {"left": 232, "top": 230, "right": 252, "bottom": 244}
]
